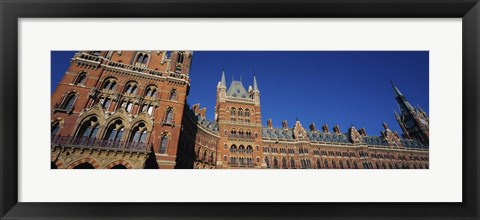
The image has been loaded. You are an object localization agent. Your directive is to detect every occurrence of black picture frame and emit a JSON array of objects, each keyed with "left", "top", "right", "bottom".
[{"left": 1, "top": 0, "right": 479, "bottom": 219}]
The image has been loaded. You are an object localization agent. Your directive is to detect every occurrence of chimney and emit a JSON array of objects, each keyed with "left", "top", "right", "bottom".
[
  {"left": 192, "top": 103, "right": 200, "bottom": 115},
  {"left": 309, "top": 123, "right": 317, "bottom": 132},
  {"left": 322, "top": 124, "right": 329, "bottom": 133},
  {"left": 267, "top": 118, "right": 273, "bottom": 129},
  {"left": 333, "top": 125, "right": 341, "bottom": 134},
  {"left": 282, "top": 120, "right": 288, "bottom": 130},
  {"left": 199, "top": 107, "right": 206, "bottom": 118},
  {"left": 359, "top": 128, "right": 367, "bottom": 136}
]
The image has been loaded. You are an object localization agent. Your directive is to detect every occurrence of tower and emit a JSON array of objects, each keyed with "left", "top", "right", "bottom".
[
  {"left": 51, "top": 51, "right": 193, "bottom": 169},
  {"left": 215, "top": 71, "right": 263, "bottom": 168},
  {"left": 391, "top": 79, "right": 429, "bottom": 146}
]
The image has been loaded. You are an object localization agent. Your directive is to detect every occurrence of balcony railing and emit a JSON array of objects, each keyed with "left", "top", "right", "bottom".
[
  {"left": 228, "top": 135, "right": 255, "bottom": 142},
  {"left": 51, "top": 135, "right": 151, "bottom": 152}
]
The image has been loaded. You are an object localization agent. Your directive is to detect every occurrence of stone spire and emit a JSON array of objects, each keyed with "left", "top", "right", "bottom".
[
  {"left": 219, "top": 69, "right": 226, "bottom": 88},
  {"left": 253, "top": 73, "right": 259, "bottom": 92}
]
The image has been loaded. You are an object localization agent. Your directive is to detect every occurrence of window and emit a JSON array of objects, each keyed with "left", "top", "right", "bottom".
[
  {"left": 147, "top": 105, "right": 154, "bottom": 116},
  {"left": 169, "top": 89, "right": 177, "bottom": 101},
  {"left": 135, "top": 53, "right": 149, "bottom": 67},
  {"left": 157, "top": 134, "right": 168, "bottom": 154},
  {"left": 73, "top": 72, "right": 87, "bottom": 85},
  {"left": 265, "top": 157, "right": 270, "bottom": 168},
  {"left": 273, "top": 157, "right": 279, "bottom": 168},
  {"left": 290, "top": 158, "right": 296, "bottom": 168},
  {"left": 102, "top": 78, "right": 117, "bottom": 91},
  {"left": 177, "top": 52, "right": 184, "bottom": 64},
  {"left": 76, "top": 116, "right": 99, "bottom": 139},
  {"left": 129, "top": 122, "right": 147, "bottom": 143},
  {"left": 104, "top": 119, "right": 125, "bottom": 142},
  {"left": 282, "top": 157, "right": 287, "bottom": 168},
  {"left": 245, "top": 109, "right": 250, "bottom": 117},
  {"left": 230, "top": 108, "right": 236, "bottom": 117},
  {"left": 230, "top": 145, "right": 237, "bottom": 153},
  {"left": 164, "top": 108, "right": 174, "bottom": 124},
  {"left": 145, "top": 86, "right": 158, "bottom": 98},
  {"left": 51, "top": 122, "right": 60, "bottom": 136},
  {"left": 124, "top": 82, "right": 138, "bottom": 95},
  {"left": 60, "top": 93, "right": 76, "bottom": 110},
  {"left": 125, "top": 102, "right": 133, "bottom": 113}
]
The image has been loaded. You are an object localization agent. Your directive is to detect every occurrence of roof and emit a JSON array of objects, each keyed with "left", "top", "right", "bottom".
[
  {"left": 226, "top": 80, "right": 250, "bottom": 99},
  {"left": 262, "top": 127, "right": 427, "bottom": 149}
]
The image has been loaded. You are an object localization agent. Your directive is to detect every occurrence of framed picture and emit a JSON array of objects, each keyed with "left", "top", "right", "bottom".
[{"left": 1, "top": 0, "right": 479, "bottom": 219}]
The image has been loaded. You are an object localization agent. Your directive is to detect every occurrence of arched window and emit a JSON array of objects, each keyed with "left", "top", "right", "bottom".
[
  {"left": 73, "top": 72, "right": 87, "bottom": 85},
  {"left": 238, "top": 108, "right": 243, "bottom": 117},
  {"left": 246, "top": 146, "right": 253, "bottom": 154},
  {"left": 210, "top": 152, "right": 215, "bottom": 163},
  {"left": 282, "top": 157, "right": 287, "bottom": 168},
  {"left": 135, "top": 53, "right": 149, "bottom": 66},
  {"left": 177, "top": 52, "right": 184, "bottom": 64},
  {"left": 316, "top": 159, "right": 321, "bottom": 169},
  {"left": 76, "top": 116, "right": 99, "bottom": 139},
  {"left": 332, "top": 160, "right": 337, "bottom": 169},
  {"left": 145, "top": 86, "right": 158, "bottom": 98},
  {"left": 265, "top": 157, "right": 270, "bottom": 168},
  {"left": 324, "top": 159, "right": 329, "bottom": 169},
  {"left": 273, "top": 157, "right": 279, "bottom": 168},
  {"left": 104, "top": 119, "right": 124, "bottom": 142},
  {"left": 129, "top": 122, "right": 147, "bottom": 143},
  {"left": 146, "top": 105, "right": 154, "bottom": 116},
  {"left": 169, "top": 89, "right": 177, "bottom": 101},
  {"left": 124, "top": 82, "right": 138, "bottom": 95},
  {"left": 245, "top": 109, "right": 250, "bottom": 117},
  {"left": 125, "top": 102, "right": 133, "bottom": 113},
  {"left": 238, "top": 145, "right": 245, "bottom": 154},
  {"left": 290, "top": 158, "right": 296, "bottom": 168},
  {"left": 230, "top": 108, "right": 236, "bottom": 117},
  {"left": 230, "top": 145, "right": 237, "bottom": 153},
  {"left": 354, "top": 161, "right": 359, "bottom": 169},
  {"left": 164, "top": 108, "right": 174, "bottom": 124},
  {"left": 51, "top": 121, "right": 60, "bottom": 136},
  {"left": 60, "top": 93, "right": 76, "bottom": 110},
  {"left": 102, "top": 78, "right": 117, "bottom": 91}
]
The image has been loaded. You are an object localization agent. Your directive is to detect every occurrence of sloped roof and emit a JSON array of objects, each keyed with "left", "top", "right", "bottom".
[{"left": 227, "top": 80, "right": 250, "bottom": 99}]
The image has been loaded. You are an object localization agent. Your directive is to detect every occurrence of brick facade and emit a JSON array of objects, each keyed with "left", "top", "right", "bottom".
[{"left": 51, "top": 51, "right": 429, "bottom": 169}]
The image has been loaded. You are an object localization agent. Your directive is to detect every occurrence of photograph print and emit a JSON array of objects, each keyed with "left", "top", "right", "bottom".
[{"left": 50, "top": 51, "right": 429, "bottom": 169}]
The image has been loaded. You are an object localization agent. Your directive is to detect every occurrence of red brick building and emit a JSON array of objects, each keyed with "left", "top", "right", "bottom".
[{"left": 51, "top": 51, "right": 429, "bottom": 169}]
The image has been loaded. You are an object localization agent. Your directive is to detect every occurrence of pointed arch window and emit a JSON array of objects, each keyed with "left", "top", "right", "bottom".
[
  {"left": 60, "top": 93, "right": 77, "bottom": 111},
  {"left": 134, "top": 53, "right": 149, "bottom": 67},
  {"left": 125, "top": 102, "right": 133, "bottom": 113},
  {"left": 73, "top": 72, "right": 87, "bottom": 85},
  {"left": 159, "top": 134, "right": 168, "bottom": 154},
  {"left": 145, "top": 86, "right": 158, "bottom": 98},
  {"left": 124, "top": 82, "right": 138, "bottom": 95},
  {"left": 290, "top": 158, "right": 296, "bottom": 168},
  {"left": 51, "top": 122, "right": 60, "bottom": 136},
  {"left": 282, "top": 157, "right": 287, "bottom": 168},
  {"left": 104, "top": 119, "right": 125, "bottom": 142},
  {"left": 164, "top": 108, "right": 174, "bottom": 124},
  {"left": 273, "top": 157, "right": 279, "bottom": 168},
  {"left": 76, "top": 116, "right": 99, "bottom": 139},
  {"left": 177, "top": 52, "right": 184, "bottom": 64},
  {"left": 265, "top": 157, "right": 270, "bottom": 168},
  {"left": 102, "top": 78, "right": 117, "bottom": 91},
  {"left": 129, "top": 122, "right": 147, "bottom": 143},
  {"left": 147, "top": 105, "right": 154, "bottom": 116},
  {"left": 169, "top": 89, "right": 177, "bottom": 101}
]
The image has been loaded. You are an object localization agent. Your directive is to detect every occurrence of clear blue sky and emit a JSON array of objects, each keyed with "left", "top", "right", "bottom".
[{"left": 51, "top": 51, "right": 429, "bottom": 136}]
